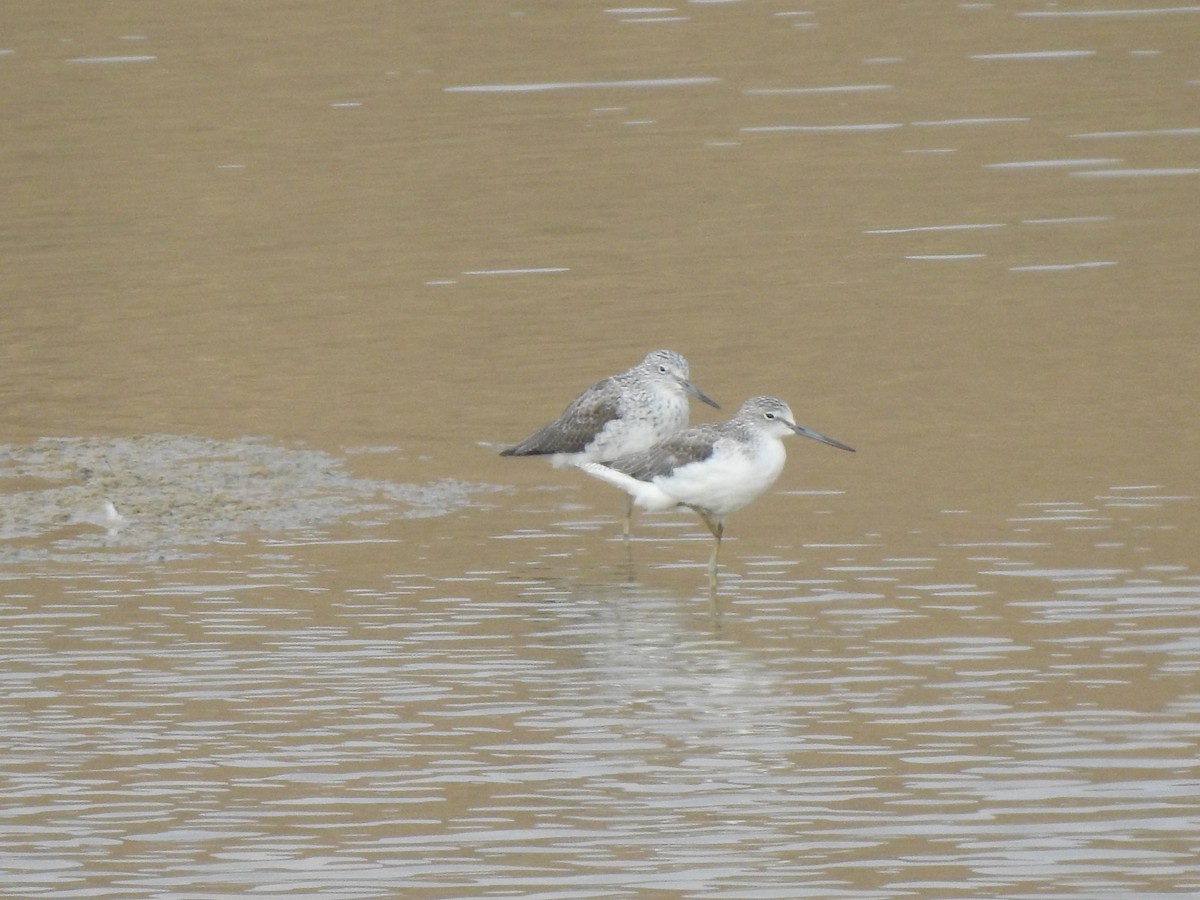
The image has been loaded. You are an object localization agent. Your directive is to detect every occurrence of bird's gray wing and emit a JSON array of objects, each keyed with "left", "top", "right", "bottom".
[
  {"left": 500, "top": 380, "right": 621, "bottom": 456},
  {"left": 605, "top": 424, "right": 719, "bottom": 480}
]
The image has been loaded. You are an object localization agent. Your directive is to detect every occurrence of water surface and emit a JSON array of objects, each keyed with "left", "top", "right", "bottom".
[{"left": 3, "top": 1, "right": 1198, "bottom": 896}]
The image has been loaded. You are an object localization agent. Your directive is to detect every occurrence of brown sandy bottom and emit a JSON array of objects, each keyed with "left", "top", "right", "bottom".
[{"left": 0, "top": 435, "right": 504, "bottom": 564}]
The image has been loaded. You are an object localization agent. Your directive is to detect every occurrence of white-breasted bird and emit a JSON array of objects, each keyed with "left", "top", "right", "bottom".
[{"left": 580, "top": 395, "right": 854, "bottom": 574}]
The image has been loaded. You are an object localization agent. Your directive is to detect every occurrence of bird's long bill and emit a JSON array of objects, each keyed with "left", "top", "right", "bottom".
[
  {"left": 791, "top": 422, "right": 855, "bottom": 453},
  {"left": 682, "top": 379, "right": 720, "bottom": 409}
]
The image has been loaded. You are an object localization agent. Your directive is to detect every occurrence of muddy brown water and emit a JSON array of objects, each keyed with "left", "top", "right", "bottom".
[{"left": 3, "top": 3, "right": 1199, "bottom": 897}]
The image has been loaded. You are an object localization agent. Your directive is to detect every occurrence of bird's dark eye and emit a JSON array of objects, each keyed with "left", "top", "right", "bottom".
[
  {"left": 764, "top": 412, "right": 776, "bottom": 420},
  {"left": 658, "top": 365, "right": 669, "bottom": 374}
]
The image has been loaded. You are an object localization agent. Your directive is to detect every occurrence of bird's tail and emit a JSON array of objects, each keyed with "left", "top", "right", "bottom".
[
  {"left": 579, "top": 462, "right": 669, "bottom": 511},
  {"left": 578, "top": 460, "right": 636, "bottom": 489}
]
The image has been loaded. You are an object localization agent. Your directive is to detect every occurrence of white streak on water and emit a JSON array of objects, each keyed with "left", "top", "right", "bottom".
[
  {"left": 1019, "top": 5, "right": 1200, "bottom": 17},
  {"left": 971, "top": 50, "right": 1097, "bottom": 60},
  {"left": 912, "top": 117, "right": 1029, "bottom": 126},
  {"left": 1010, "top": 261, "right": 1117, "bottom": 271},
  {"left": 1073, "top": 127, "right": 1200, "bottom": 138},
  {"left": 984, "top": 158, "right": 1121, "bottom": 169},
  {"left": 66, "top": 55, "right": 157, "bottom": 64},
  {"left": 1071, "top": 167, "right": 1200, "bottom": 178},
  {"left": 865, "top": 223, "right": 1005, "bottom": 234}
]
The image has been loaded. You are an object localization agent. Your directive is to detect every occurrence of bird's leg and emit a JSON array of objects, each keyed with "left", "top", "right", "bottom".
[
  {"left": 707, "top": 531, "right": 722, "bottom": 574},
  {"left": 698, "top": 513, "right": 724, "bottom": 575},
  {"left": 622, "top": 495, "right": 634, "bottom": 540}
]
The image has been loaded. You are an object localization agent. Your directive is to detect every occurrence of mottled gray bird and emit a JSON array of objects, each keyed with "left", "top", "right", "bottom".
[
  {"left": 580, "top": 396, "right": 854, "bottom": 575},
  {"left": 501, "top": 349, "right": 719, "bottom": 534}
]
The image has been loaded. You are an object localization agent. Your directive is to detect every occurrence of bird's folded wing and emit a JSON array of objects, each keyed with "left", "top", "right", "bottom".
[
  {"left": 604, "top": 425, "right": 719, "bottom": 479},
  {"left": 502, "top": 387, "right": 620, "bottom": 456}
]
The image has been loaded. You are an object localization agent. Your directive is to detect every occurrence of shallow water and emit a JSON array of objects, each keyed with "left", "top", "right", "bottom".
[
  {"left": 4, "top": 1, "right": 1199, "bottom": 897},
  {"left": 2, "top": 487, "right": 1198, "bottom": 897}
]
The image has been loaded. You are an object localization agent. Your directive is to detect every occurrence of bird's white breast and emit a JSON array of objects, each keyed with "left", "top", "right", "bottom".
[
  {"left": 585, "top": 383, "right": 688, "bottom": 461},
  {"left": 655, "top": 435, "right": 787, "bottom": 518}
]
